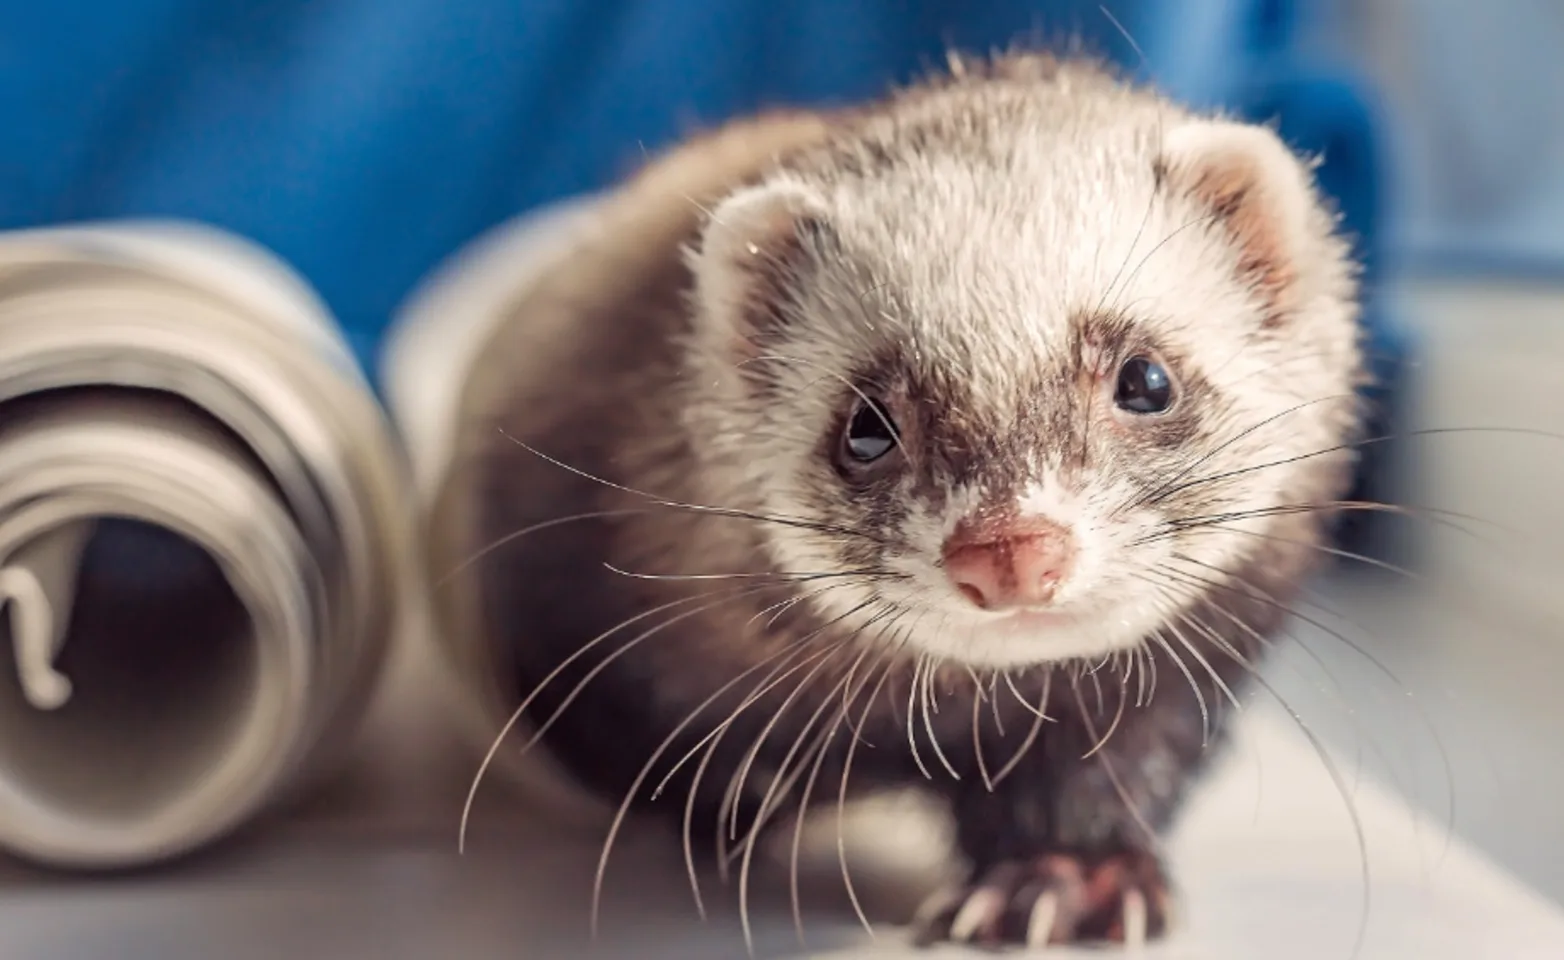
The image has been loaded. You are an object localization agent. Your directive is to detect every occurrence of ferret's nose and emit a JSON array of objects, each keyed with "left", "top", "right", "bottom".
[{"left": 942, "top": 517, "right": 1076, "bottom": 611}]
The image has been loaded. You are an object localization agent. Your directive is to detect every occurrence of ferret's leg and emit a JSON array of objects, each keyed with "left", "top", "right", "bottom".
[{"left": 912, "top": 681, "right": 1221, "bottom": 949}]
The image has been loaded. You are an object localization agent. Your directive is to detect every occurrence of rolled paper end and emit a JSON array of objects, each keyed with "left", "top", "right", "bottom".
[
  {"left": 18, "top": 663, "right": 72, "bottom": 712},
  {"left": 1, "top": 521, "right": 96, "bottom": 711}
]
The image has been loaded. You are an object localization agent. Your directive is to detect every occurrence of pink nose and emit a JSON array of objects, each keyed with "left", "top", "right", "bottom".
[{"left": 942, "top": 517, "right": 1077, "bottom": 611}]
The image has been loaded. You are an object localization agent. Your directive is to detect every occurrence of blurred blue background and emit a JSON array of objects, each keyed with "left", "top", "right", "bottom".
[{"left": 2, "top": 0, "right": 1410, "bottom": 383}]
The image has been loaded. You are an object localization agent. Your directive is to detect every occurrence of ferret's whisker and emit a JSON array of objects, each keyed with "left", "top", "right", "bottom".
[
  {"left": 438, "top": 508, "right": 650, "bottom": 587},
  {"left": 1146, "top": 635, "right": 1161, "bottom": 705},
  {"left": 742, "top": 631, "right": 889, "bottom": 847},
  {"left": 835, "top": 657, "right": 899, "bottom": 942},
  {"left": 683, "top": 627, "right": 837, "bottom": 897},
  {"left": 1165, "top": 555, "right": 1407, "bottom": 700},
  {"left": 1140, "top": 498, "right": 1504, "bottom": 549},
  {"left": 721, "top": 600, "right": 889, "bottom": 846},
  {"left": 921, "top": 661, "right": 962, "bottom": 780},
  {"left": 1129, "top": 570, "right": 1270, "bottom": 762},
  {"left": 717, "top": 620, "right": 863, "bottom": 862},
  {"left": 1148, "top": 630, "right": 1211, "bottom": 748},
  {"left": 1142, "top": 559, "right": 1416, "bottom": 898},
  {"left": 1133, "top": 643, "right": 1151, "bottom": 708},
  {"left": 1086, "top": 658, "right": 1108, "bottom": 714},
  {"left": 1154, "top": 523, "right": 1422, "bottom": 581},
  {"left": 737, "top": 646, "right": 874, "bottom": 957},
  {"left": 987, "top": 670, "right": 1007, "bottom": 738},
  {"left": 681, "top": 638, "right": 834, "bottom": 917},
  {"left": 1139, "top": 567, "right": 1367, "bottom": 800},
  {"left": 604, "top": 562, "right": 906, "bottom": 584},
  {"left": 1080, "top": 661, "right": 1132, "bottom": 760},
  {"left": 1190, "top": 627, "right": 1374, "bottom": 960},
  {"left": 788, "top": 697, "right": 847, "bottom": 947},
  {"left": 1164, "top": 615, "right": 1244, "bottom": 718},
  {"left": 593, "top": 637, "right": 812, "bottom": 932},
  {"left": 1070, "top": 679, "right": 1162, "bottom": 850},
  {"left": 907, "top": 656, "right": 934, "bottom": 780},
  {"left": 460, "top": 581, "right": 774, "bottom": 853},
  {"left": 498, "top": 428, "right": 891, "bottom": 545},
  {"left": 1161, "top": 555, "right": 1457, "bottom": 866},
  {"left": 677, "top": 633, "right": 831, "bottom": 907},
  {"left": 660, "top": 580, "right": 876, "bottom": 801},
  {"left": 1129, "top": 393, "right": 1357, "bottom": 513},
  {"left": 992, "top": 669, "right": 1050, "bottom": 787},
  {"left": 716, "top": 662, "right": 822, "bottom": 880},
  {"left": 841, "top": 606, "right": 916, "bottom": 741},
  {"left": 1003, "top": 669, "right": 1056, "bottom": 722},
  {"left": 1150, "top": 425, "right": 1564, "bottom": 506},
  {"left": 786, "top": 616, "right": 903, "bottom": 949},
  {"left": 972, "top": 680, "right": 995, "bottom": 793}
]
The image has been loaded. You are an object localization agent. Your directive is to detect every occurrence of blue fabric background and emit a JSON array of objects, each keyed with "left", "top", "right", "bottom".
[{"left": 1, "top": 0, "right": 1396, "bottom": 387}]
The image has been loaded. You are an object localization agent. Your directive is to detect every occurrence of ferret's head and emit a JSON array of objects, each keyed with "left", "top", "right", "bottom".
[{"left": 681, "top": 59, "right": 1363, "bottom": 670}]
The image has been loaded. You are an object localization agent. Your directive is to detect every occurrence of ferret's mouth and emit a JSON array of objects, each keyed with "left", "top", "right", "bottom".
[
  {"left": 985, "top": 606, "right": 1078, "bottom": 632},
  {"left": 929, "top": 587, "right": 1083, "bottom": 630},
  {"left": 1000, "top": 607, "right": 1075, "bottom": 626},
  {"left": 951, "top": 601, "right": 1080, "bottom": 632}
]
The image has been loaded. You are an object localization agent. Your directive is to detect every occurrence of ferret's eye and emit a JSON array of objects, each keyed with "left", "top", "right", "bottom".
[
  {"left": 1114, "top": 356, "right": 1174, "bottom": 414},
  {"left": 841, "top": 397, "right": 898, "bottom": 464}
]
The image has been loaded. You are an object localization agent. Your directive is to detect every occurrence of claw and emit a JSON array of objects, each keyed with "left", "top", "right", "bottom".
[
  {"left": 912, "top": 885, "right": 963, "bottom": 930},
  {"left": 909, "top": 849, "right": 1171, "bottom": 950},
  {"left": 944, "top": 894, "right": 982, "bottom": 944},
  {"left": 1025, "top": 890, "right": 1059, "bottom": 947},
  {"left": 949, "top": 886, "right": 1004, "bottom": 942},
  {"left": 1121, "top": 888, "right": 1147, "bottom": 948}
]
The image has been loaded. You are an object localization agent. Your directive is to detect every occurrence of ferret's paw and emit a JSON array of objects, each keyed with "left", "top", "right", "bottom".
[{"left": 909, "top": 849, "right": 1172, "bottom": 950}]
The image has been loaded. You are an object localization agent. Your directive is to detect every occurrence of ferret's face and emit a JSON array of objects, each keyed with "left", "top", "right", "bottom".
[{"left": 686, "top": 101, "right": 1362, "bottom": 669}]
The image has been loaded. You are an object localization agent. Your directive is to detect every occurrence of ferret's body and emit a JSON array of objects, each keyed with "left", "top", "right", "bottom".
[{"left": 439, "top": 53, "right": 1364, "bottom": 948}]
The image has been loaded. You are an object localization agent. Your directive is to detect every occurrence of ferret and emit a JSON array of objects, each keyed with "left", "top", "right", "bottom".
[{"left": 436, "top": 50, "right": 1365, "bottom": 950}]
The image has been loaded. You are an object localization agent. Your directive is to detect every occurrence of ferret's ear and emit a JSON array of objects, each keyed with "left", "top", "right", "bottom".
[
  {"left": 1157, "top": 120, "right": 1322, "bottom": 322},
  {"left": 689, "top": 180, "right": 831, "bottom": 363}
]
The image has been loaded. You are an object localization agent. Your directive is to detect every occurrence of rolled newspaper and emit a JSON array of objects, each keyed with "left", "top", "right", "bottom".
[{"left": 0, "top": 221, "right": 416, "bottom": 869}]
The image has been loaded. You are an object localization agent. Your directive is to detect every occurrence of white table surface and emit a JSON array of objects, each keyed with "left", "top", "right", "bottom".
[{"left": 2, "top": 618, "right": 1562, "bottom": 960}]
